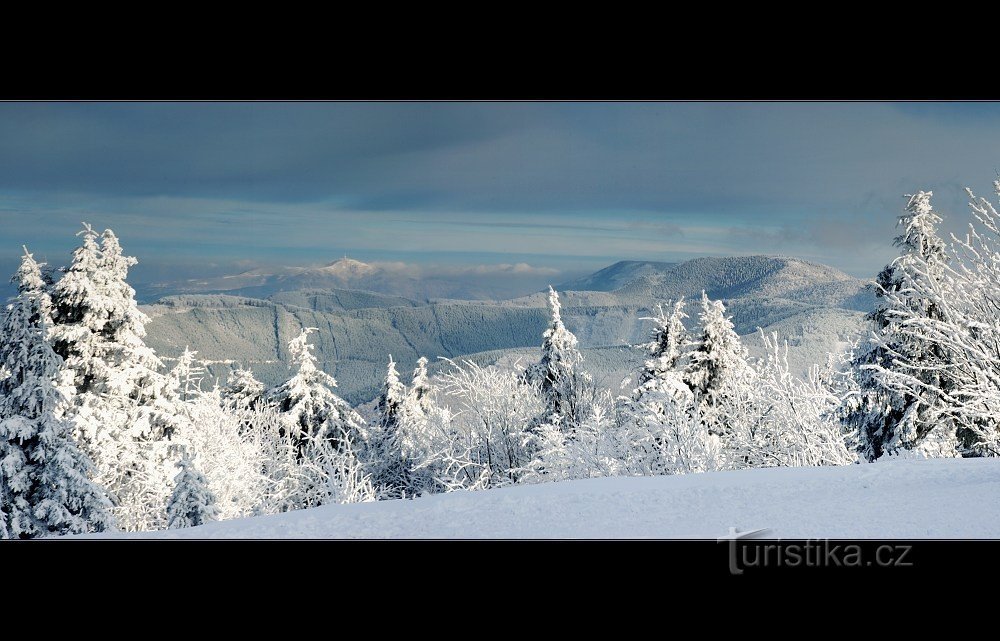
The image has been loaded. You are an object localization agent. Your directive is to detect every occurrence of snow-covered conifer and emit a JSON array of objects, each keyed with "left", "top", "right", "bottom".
[
  {"left": 222, "top": 366, "right": 266, "bottom": 411},
  {"left": 169, "top": 346, "right": 205, "bottom": 403},
  {"left": 394, "top": 355, "right": 435, "bottom": 459},
  {"left": 683, "top": 292, "right": 749, "bottom": 402},
  {"left": 49, "top": 224, "right": 183, "bottom": 532},
  {"left": 527, "top": 286, "right": 594, "bottom": 430},
  {"left": 268, "top": 327, "right": 366, "bottom": 458},
  {"left": 841, "top": 192, "right": 959, "bottom": 460},
  {"left": 627, "top": 298, "right": 695, "bottom": 434},
  {"left": 639, "top": 298, "right": 689, "bottom": 384},
  {"left": 682, "top": 291, "right": 753, "bottom": 436},
  {"left": 365, "top": 356, "right": 419, "bottom": 499},
  {"left": 166, "top": 451, "right": 218, "bottom": 529},
  {"left": 609, "top": 295, "right": 713, "bottom": 476},
  {"left": 0, "top": 248, "right": 113, "bottom": 538},
  {"left": 406, "top": 356, "right": 434, "bottom": 418}
]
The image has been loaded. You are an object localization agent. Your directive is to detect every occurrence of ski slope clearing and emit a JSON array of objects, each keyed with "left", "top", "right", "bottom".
[{"left": 95, "top": 458, "right": 1000, "bottom": 539}]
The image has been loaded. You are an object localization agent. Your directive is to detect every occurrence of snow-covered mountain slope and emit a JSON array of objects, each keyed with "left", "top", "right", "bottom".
[
  {"left": 267, "top": 289, "right": 421, "bottom": 312},
  {"left": 94, "top": 458, "right": 1000, "bottom": 538},
  {"left": 742, "top": 307, "right": 868, "bottom": 372},
  {"left": 150, "top": 257, "right": 561, "bottom": 302},
  {"left": 556, "top": 260, "right": 678, "bottom": 292},
  {"left": 141, "top": 255, "right": 874, "bottom": 403},
  {"left": 143, "top": 297, "right": 556, "bottom": 404},
  {"left": 616, "top": 256, "right": 873, "bottom": 310}
]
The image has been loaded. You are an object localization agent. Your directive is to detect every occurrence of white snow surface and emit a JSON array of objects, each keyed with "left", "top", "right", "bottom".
[{"left": 84, "top": 457, "right": 1000, "bottom": 539}]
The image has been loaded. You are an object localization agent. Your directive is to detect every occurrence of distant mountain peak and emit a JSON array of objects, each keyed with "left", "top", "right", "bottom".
[{"left": 318, "top": 257, "right": 378, "bottom": 276}]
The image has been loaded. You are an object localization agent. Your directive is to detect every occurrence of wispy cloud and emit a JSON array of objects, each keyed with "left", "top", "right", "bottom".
[{"left": 3, "top": 102, "right": 1000, "bottom": 279}]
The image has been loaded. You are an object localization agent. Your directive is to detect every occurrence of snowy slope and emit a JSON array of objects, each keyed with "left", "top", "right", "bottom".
[
  {"left": 139, "top": 255, "right": 875, "bottom": 403},
  {"left": 96, "top": 458, "right": 1000, "bottom": 539},
  {"left": 616, "top": 256, "right": 873, "bottom": 310},
  {"left": 556, "top": 260, "right": 678, "bottom": 292}
]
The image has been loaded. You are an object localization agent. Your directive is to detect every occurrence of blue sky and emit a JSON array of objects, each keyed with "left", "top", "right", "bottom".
[{"left": 2, "top": 101, "right": 1000, "bottom": 285}]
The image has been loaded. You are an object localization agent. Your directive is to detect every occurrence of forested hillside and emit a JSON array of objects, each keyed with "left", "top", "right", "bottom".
[{"left": 142, "top": 256, "right": 873, "bottom": 403}]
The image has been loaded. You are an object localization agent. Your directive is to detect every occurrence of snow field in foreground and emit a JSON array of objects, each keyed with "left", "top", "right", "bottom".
[{"left": 86, "top": 458, "right": 1000, "bottom": 539}]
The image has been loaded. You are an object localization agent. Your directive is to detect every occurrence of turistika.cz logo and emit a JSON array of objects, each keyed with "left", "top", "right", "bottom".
[{"left": 718, "top": 527, "right": 913, "bottom": 574}]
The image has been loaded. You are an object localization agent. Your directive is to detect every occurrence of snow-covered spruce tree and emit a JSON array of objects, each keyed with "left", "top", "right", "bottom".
[
  {"left": 222, "top": 366, "right": 266, "bottom": 412},
  {"left": 638, "top": 298, "right": 690, "bottom": 385},
  {"left": 165, "top": 450, "right": 218, "bottom": 529},
  {"left": 407, "top": 356, "right": 433, "bottom": 419},
  {"left": 364, "top": 356, "right": 420, "bottom": 499},
  {"left": 526, "top": 287, "right": 594, "bottom": 430},
  {"left": 375, "top": 356, "right": 406, "bottom": 438},
  {"left": 169, "top": 346, "right": 204, "bottom": 403},
  {"left": 49, "top": 224, "right": 183, "bottom": 532},
  {"left": 841, "top": 192, "right": 959, "bottom": 460},
  {"left": 268, "top": 327, "right": 367, "bottom": 458},
  {"left": 862, "top": 181, "right": 1000, "bottom": 458},
  {"left": 394, "top": 356, "right": 437, "bottom": 465},
  {"left": 0, "top": 248, "right": 113, "bottom": 538},
  {"left": 603, "top": 295, "right": 720, "bottom": 476},
  {"left": 681, "top": 291, "right": 754, "bottom": 438},
  {"left": 631, "top": 297, "right": 696, "bottom": 439},
  {"left": 395, "top": 356, "right": 446, "bottom": 494}
]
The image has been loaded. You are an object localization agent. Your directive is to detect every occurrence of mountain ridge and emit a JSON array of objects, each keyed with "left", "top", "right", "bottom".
[{"left": 140, "top": 254, "right": 875, "bottom": 404}]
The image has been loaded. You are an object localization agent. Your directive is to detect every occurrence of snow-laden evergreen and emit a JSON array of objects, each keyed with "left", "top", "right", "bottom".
[
  {"left": 397, "top": 355, "right": 435, "bottom": 457},
  {"left": 937, "top": 183, "right": 1000, "bottom": 455},
  {"left": 169, "top": 346, "right": 205, "bottom": 403},
  {"left": 268, "top": 327, "right": 367, "bottom": 457},
  {"left": 599, "top": 295, "right": 721, "bottom": 478},
  {"left": 166, "top": 451, "right": 218, "bottom": 529},
  {"left": 49, "top": 224, "right": 184, "bottom": 532},
  {"left": 628, "top": 297, "right": 698, "bottom": 446},
  {"left": 683, "top": 291, "right": 751, "bottom": 404},
  {"left": 858, "top": 181, "right": 1000, "bottom": 457},
  {"left": 841, "top": 192, "right": 960, "bottom": 460},
  {"left": 406, "top": 356, "right": 433, "bottom": 419},
  {"left": 263, "top": 328, "right": 375, "bottom": 508},
  {"left": 365, "top": 356, "right": 420, "bottom": 499},
  {"left": 527, "top": 286, "right": 594, "bottom": 430},
  {"left": 682, "top": 291, "right": 753, "bottom": 437},
  {"left": 639, "top": 298, "right": 690, "bottom": 383},
  {"left": 0, "top": 248, "right": 113, "bottom": 538},
  {"left": 222, "top": 366, "right": 266, "bottom": 412}
]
